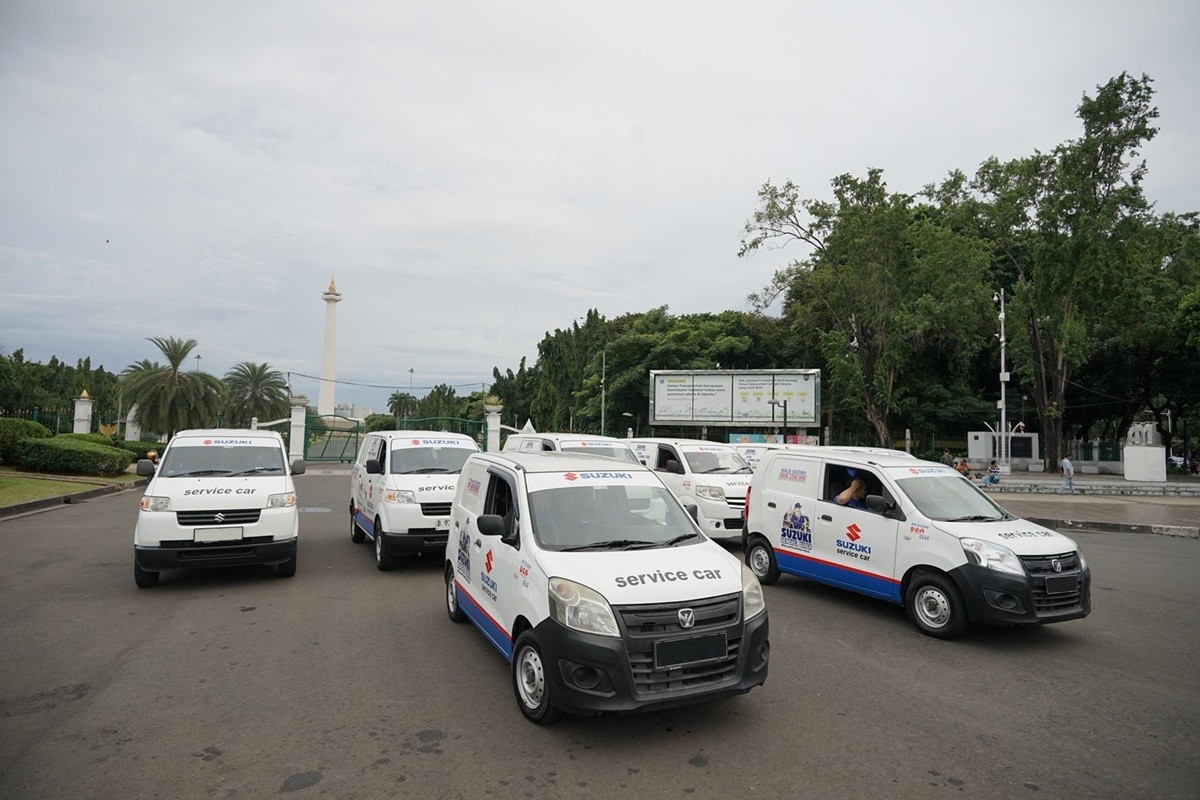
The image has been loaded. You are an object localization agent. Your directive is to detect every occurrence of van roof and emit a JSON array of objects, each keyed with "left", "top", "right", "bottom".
[
  {"left": 473, "top": 450, "right": 653, "bottom": 474},
  {"left": 172, "top": 429, "right": 282, "bottom": 441},
  {"left": 508, "top": 432, "right": 631, "bottom": 444},
  {"left": 762, "top": 447, "right": 930, "bottom": 469},
  {"left": 628, "top": 437, "right": 737, "bottom": 449},
  {"left": 375, "top": 430, "right": 477, "bottom": 444}
]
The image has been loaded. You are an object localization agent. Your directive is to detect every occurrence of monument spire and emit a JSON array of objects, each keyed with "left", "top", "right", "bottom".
[{"left": 318, "top": 277, "right": 342, "bottom": 416}]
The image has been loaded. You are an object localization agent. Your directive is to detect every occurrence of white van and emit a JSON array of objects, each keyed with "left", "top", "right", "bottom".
[
  {"left": 627, "top": 438, "right": 753, "bottom": 543},
  {"left": 502, "top": 432, "right": 640, "bottom": 464},
  {"left": 350, "top": 431, "right": 480, "bottom": 570},
  {"left": 735, "top": 443, "right": 917, "bottom": 471},
  {"left": 742, "top": 449, "right": 1091, "bottom": 638},
  {"left": 133, "top": 429, "right": 306, "bottom": 588},
  {"left": 444, "top": 451, "right": 769, "bottom": 724}
]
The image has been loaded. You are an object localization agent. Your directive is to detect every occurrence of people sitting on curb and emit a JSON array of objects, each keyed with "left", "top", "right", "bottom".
[
  {"left": 955, "top": 458, "right": 972, "bottom": 478},
  {"left": 983, "top": 459, "right": 1001, "bottom": 485}
]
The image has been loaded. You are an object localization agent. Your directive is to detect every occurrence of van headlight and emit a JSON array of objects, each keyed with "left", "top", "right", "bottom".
[
  {"left": 140, "top": 496, "right": 171, "bottom": 512},
  {"left": 385, "top": 489, "right": 417, "bottom": 504},
  {"left": 548, "top": 578, "right": 620, "bottom": 637},
  {"left": 695, "top": 485, "right": 726, "bottom": 501},
  {"left": 267, "top": 492, "right": 297, "bottom": 508},
  {"left": 961, "top": 538, "right": 1024, "bottom": 576},
  {"left": 741, "top": 564, "right": 766, "bottom": 619}
]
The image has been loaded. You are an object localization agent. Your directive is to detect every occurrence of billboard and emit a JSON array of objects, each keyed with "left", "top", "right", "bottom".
[{"left": 648, "top": 370, "right": 820, "bottom": 427}]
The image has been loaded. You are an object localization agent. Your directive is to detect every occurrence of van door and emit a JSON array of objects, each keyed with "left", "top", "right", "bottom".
[
  {"left": 650, "top": 443, "right": 686, "bottom": 497},
  {"left": 813, "top": 461, "right": 902, "bottom": 602},
  {"left": 354, "top": 435, "right": 382, "bottom": 526},
  {"left": 466, "top": 467, "right": 521, "bottom": 658},
  {"left": 757, "top": 454, "right": 822, "bottom": 574}
]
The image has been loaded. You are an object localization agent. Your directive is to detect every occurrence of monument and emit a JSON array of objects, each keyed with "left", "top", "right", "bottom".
[{"left": 318, "top": 277, "right": 342, "bottom": 416}]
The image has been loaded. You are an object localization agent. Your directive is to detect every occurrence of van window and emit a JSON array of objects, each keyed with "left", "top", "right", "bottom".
[
  {"left": 682, "top": 448, "right": 750, "bottom": 474},
  {"left": 896, "top": 476, "right": 1006, "bottom": 521},
  {"left": 483, "top": 473, "right": 517, "bottom": 538},
  {"left": 390, "top": 446, "right": 473, "bottom": 475},
  {"left": 158, "top": 444, "right": 284, "bottom": 478},
  {"left": 528, "top": 484, "right": 694, "bottom": 550},
  {"left": 824, "top": 462, "right": 888, "bottom": 509},
  {"left": 560, "top": 445, "right": 639, "bottom": 464}
]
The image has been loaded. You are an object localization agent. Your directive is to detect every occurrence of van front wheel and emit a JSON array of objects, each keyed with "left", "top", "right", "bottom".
[
  {"left": 278, "top": 542, "right": 297, "bottom": 578},
  {"left": 349, "top": 503, "right": 365, "bottom": 543},
  {"left": 512, "top": 632, "right": 562, "bottom": 725},
  {"left": 445, "top": 566, "right": 466, "bottom": 623},
  {"left": 374, "top": 520, "right": 395, "bottom": 571},
  {"left": 905, "top": 571, "right": 968, "bottom": 639},
  {"left": 134, "top": 560, "right": 159, "bottom": 588},
  {"left": 745, "top": 537, "right": 780, "bottom": 585}
]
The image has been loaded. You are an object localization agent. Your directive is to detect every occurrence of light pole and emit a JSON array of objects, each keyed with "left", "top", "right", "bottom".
[
  {"left": 994, "top": 289, "right": 1010, "bottom": 473},
  {"left": 622, "top": 411, "right": 639, "bottom": 438},
  {"left": 600, "top": 348, "right": 606, "bottom": 437},
  {"left": 768, "top": 398, "right": 788, "bottom": 443}
]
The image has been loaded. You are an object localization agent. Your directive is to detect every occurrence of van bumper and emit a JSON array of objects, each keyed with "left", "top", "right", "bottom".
[
  {"left": 135, "top": 538, "right": 296, "bottom": 571},
  {"left": 381, "top": 530, "right": 449, "bottom": 556},
  {"left": 949, "top": 563, "right": 1091, "bottom": 626},
  {"left": 531, "top": 610, "right": 769, "bottom": 717}
]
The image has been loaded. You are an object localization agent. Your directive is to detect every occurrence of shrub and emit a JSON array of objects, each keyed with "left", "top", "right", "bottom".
[
  {"left": 111, "top": 439, "right": 164, "bottom": 459},
  {"left": 364, "top": 413, "right": 397, "bottom": 433},
  {"left": 58, "top": 432, "right": 115, "bottom": 447},
  {"left": 0, "top": 418, "right": 53, "bottom": 463},
  {"left": 8, "top": 437, "right": 134, "bottom": 477}
]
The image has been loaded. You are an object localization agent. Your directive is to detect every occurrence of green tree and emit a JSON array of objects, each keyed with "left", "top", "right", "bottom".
[
  {"left": 120, "top": 337, "right": 224, "bottom": 439},
  {"left": 414, "top": 383, "right": 459, "bottom": 419},
  {"left": 386, "top": 391, "right": 417, "bottom": 420},
  {"left": 223, "top": 362, "right": 290, "bottom": 428}
]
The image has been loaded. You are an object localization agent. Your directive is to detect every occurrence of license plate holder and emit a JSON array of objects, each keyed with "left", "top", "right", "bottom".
[
  {"left": 1044, "top": 574, "right": 1077, "bottom": 595},
  {"left": 653, "top": 633, "right": 727, "bottom": 670},
  {"left": 435, "top": 518, "right": 451, "bottom": 529},
  {"left": 194, "top": 526, "right": 243, "bottom": 543}
]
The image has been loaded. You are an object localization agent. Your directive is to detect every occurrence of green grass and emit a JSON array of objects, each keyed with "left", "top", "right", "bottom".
[{"left": 0, "top": 475, "right": 102, "bottom": 506}]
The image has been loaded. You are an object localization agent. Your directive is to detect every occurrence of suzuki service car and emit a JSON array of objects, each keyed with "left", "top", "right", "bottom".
[
  {"left": 351, "top": 431, "right": 480, "bottom": 570},
  {"left": 133, "top": 429, "right": 306, "bottom": 588},
  {"left": 444, "top": 451, "right": 769, "bottom": 724},
  {"left": 627, "top": 438, "right": 753, "bottom": 543},
  {"left": 503, "top": 432, "right": 639, "bottom": 464},
  {"left": 742, "top": 449, "right": 1091, "bottom": 638}
]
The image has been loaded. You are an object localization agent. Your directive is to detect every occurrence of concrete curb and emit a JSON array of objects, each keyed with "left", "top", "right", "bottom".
[
  {"left": 0, "top": 478, "right": 148, "bottom": 520},
  {"left": 1025, "top": 516, "right": 1199, "bottom": 540}
]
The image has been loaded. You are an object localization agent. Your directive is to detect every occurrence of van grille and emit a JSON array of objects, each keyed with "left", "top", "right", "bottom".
[
  {"left": 176, "top": 509, "right": 261, "bottom": 526},
  {"left": 616, "top": 594, "right": 740, "bottom": 635},
  {"left": 420, "top": 502, "right": 451, "bottom": 516},
  {"left": 1019, "top": 551, "right": 1080, "bottom": 575},
  {"left": 627, "top": 637, "right": 742, "bottom": 695},
  {"left": 725, "top": 496, "right": 745, "bottom": 509},
  {"left": 1020, "top": 552, "right": 1084, "bottom": 614}
]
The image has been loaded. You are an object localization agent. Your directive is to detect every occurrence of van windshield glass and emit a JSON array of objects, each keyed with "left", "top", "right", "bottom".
[
  {"left": 390, "top": 446, "right": 474, "bottom": 474},
  {"left": 158, "top": 445, "right": 284, "bottom": 478},
  {"left": 528, "top": 484, "right": 701, "bottom": 551},
  {"left": 897, "top": 476, "right": 1008, "bottom": 521},
  {"left": 682, "top": 449, "right": 751, "bottom": 474},
  {"left": 560, "top": 446, "right": 639, "bottom": 464}
]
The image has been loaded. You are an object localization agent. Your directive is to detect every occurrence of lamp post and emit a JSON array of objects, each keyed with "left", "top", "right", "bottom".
[
  {"left": 768, "top": 398, "right": 788, "bottom": 443},
  {"left": 622, "top": 411, "right": 639, "bottom": 438},
  {"left": 994, "top": 289, "right": 1010, "bottom": 473},
  {"left": 600, "top": 348, "right": 606, "bottom": 437}
]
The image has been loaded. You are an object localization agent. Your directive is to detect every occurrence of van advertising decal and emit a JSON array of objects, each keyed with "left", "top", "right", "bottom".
[
  {"left": 780, "top": 503, "right": 813, "bottom": 553},
  {"left": 518, "top": 559, "right": 532, "bottom": 589},
  {"left": 908, "top": 523, "right": 931, "bottom": 541},
  {"left": 998, "top": 529, "right": 1056, "bottom": 539},
  {"left": 200, "top": 438, "right": 254, "bottom": 446},
  {"left": 480, "top": 549, "right": 499, "bottom": 601},
  {"left": 836, "top": 523, "right": 872, "bottom": 561},
  {"left": 467, "top": 478, "right": 481, "bottom": 496},
  {"left": 183, "top": 487, "right": 258, "bottom": 496},
  {"left": 408, "top": 438, "right": 470, "bottom": 447},
  {"left": 456, "top": 530, "right": 472, "bottom": 583},
  {"left": 563, "top": 471, "right": 634, "bottom": 481},
  {"left": 418, "top": 484, "right": 456, "bottom": 492},
  {"left": 778, "top": 467, "right": 808, "bottom": 484},
  {"left": 614, "top": 567, "right": 724, "bottom": 588}
]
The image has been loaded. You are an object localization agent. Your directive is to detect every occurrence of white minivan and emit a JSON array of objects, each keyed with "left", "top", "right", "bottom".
[
  {"left": 133, "top": 429, "right": 306, "bottom": 588},
  {"left": 444, "top": 451, "right": 770, "bottom": 724},
  {"left": 350, "top": 431, "right": 480, "bottom": 570},
  {"left": 503, "top": 432, "right": 640, "bottom": 464},
  {"left": 627, "top": 438, "right": 753, "bottom": 543},
  {"left": 742, "top": 449, "right": 1092, "bottom": 638}
]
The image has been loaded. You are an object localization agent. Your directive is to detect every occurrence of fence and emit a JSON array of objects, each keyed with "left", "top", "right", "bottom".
[
  {"left": 1, "top": 407, "right": 83, "bottom": 434},
  {"left": 305, "top": 415, "right": 361, "bottom": 463}
]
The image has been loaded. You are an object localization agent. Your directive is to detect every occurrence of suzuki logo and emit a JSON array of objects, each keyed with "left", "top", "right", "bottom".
[
  {"left": 214, "top": 512, "right": 226, "bottom": 523},
  {"left": 678, "top": 608, "right": 695, "bottom": 629},
  {"left": 563, "top": 473, "right": 579, "bottom": 481},
  {"left": 1051, "top": 558, "right": 1062, "bottom": 573},
  {"left": 846, "top": 523, "right": 862, "bottom": 542},
  {"left": 485, "top": 550, "right": 494, "bottom": 573}
]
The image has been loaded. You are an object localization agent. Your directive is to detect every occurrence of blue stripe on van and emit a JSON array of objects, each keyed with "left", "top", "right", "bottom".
[
  {"left": 456, "top": 581, "right": 513, "bottom": 661},
  {"left": 775, "top": 548, "right": 902, "bottom": 604},
  {"left": 354, "top": 509, "right": 374, "bottom": 535}
]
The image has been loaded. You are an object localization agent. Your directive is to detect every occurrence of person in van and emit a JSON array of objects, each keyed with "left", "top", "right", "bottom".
[{"left": 836, "top": 473, "right": 869, "bottom": 509}]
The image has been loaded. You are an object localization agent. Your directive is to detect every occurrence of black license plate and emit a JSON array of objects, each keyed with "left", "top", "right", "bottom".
[
  {"left": 653, "top": 633, "right": 727, "bottom": 670},
  {"left": 1044, "top": 574, "right": 1077, "bottom": 595}
]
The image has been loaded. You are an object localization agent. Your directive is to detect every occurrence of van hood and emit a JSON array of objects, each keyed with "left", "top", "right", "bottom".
[
  {"left": 387, "top": 474, "right": 460, "bottom": 499},
  {"left": 535, "top": 543, "right": 744, "bottom": 605},
  {"left": 149, "top": 476, "right": 293, "bottom": 508},
  {"left": 931, "top": 519, "right": 1079, "bottom": 555}
]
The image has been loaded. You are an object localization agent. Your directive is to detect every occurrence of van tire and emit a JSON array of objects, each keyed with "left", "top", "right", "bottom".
[
  {"left": 278, "top": 542, "right": 297, "bottom": 577},
  {"left": 134, "top": 560, "right": 159, "bottom": 588},
  {"left": 445, "top": 566, "right": 466, "bottom": 623},
  {"left": 349, "top": 503, "right": 365, "bottom": 543},
  {"left": 745, "top": 536, "right": 780, "bottom": 585},
  {"left": 512, "top": 631, "right": 562, "bottom": 725},
  {"left": 905, "top": 571, "right": 968, "bottom": 639},
  {"left": 374, "top": 520, "right": 395, "bottom": 571}
]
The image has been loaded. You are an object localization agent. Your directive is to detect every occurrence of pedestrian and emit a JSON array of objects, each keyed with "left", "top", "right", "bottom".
[
  {"left": 983, "top": 459, "right": 1001, "bottom": 486},
  {"left": 941, "top": 449, "right": 954, "bottom": 466},
  {"left": 955, "top": 458, "right": 972, "bottom": 478},
  {"left": 1058, "top": 455, "right": 1076, "bottom": 495}
]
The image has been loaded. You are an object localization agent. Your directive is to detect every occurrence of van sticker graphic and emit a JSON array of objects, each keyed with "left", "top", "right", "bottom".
[
  {"left": 518, "top": 559, "right": 532, "bottom": 588},
  {"left": 836, "top": 524, "right": 872, "bottom": 561},
  {"left": 908, "top": 523, "right": 930, "bottom": 541},
  {"left": 780, "top": 503, "right": 812, "bottom": 553},
  {"left": 201, "top": 438, "right": 253, "bottom": 446},
  {"left": 907, "top": 466, "right": 951, "bottom": 475},
  {"left": 466, "top": 478, "right": 481, "bottom": 496},
  {"left": 455, "top": 530, "right": 472, "bottom": 582},
  {"left": 998, "top": 530, "right": 1055, "bottom": 539},
  {"left": 564, "top": 472, "right": 633, "bottom": 481},
  {"left": 480, "top": 549, "right": 499, "bottom": 601}
]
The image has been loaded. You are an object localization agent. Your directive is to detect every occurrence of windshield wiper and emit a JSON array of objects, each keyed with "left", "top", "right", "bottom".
[
  {"left": 228, "top": 467, "right": 282, "bottom": 476},
  {"left": 171, "top": 469, "right": 232, "bottom": 477},
  {"left": 946, "top": 515, "right": 1000, "bottom": 522},
  {"left": 560, "top": 539, "right": 657, "bottom": 552},
  {"left": 400, "top": 467, "right": 452, "bottom": 474},
  {"left": 664, "top": 532, "right": 700, "bottom": 546}
]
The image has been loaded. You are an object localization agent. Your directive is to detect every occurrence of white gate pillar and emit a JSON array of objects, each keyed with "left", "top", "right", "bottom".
[
  {"left": 289, "top": 396, "right": 309, "bottom": 460},
  {"left": 485, "top": 402, "right": 503, "bottom": 452},
  {"left": 73, "top": 391, "right": 94, "bottom": 434},
  {"left": 125, "top": 404, "right": 142, "bottom": 441}
]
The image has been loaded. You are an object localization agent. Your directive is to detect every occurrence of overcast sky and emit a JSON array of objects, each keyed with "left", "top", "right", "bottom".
[{"left": 2, "top": 1, "right": 1197, "bottom": 412}]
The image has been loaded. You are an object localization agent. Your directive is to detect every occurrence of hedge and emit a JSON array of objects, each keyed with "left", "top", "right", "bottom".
[
  {"left": 111, "top": 439, "right": 165, "bottom": 459},
  {"left": 0, "top": 418, "right": 53, "bottom": 463},
  {"left": 8, "top": 437, "right": 135, "bottom": 477},
  {"left": 58, "top": 432, "right": 115, "bottom": 447}
]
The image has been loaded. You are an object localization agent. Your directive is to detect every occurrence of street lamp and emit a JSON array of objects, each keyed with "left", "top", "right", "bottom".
[
  {"left": 994, "top": 289, "right": 1010, "bottom": 473},
  {"left": 768, "top": 398, "right": 788, "bottom": 443},
  {"left": 622, "top": 411, "right": 639, "bottom": 438}
]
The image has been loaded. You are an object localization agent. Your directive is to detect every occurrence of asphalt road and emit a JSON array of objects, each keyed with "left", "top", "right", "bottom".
[{"left": 0, "top": 473, "right": 1196, "bottom": 800}]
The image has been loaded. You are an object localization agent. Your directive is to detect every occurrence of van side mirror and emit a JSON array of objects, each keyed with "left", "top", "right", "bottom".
[
  {"left": 290, "top": 458, "right": 306, "bottom": 476},
  {"left": 866, "top": 494, "right": 902, "bottom": 519},
  {"left": 665, "top": 459, "right": 684, "bottom": 474},
  {"left": 136, "top": 459, "right": 156, "bottom": 477},
  {"left": 365, "top": 458, "right": 382, "bottom": 475},
  {"left": 477, "top": 514, "right": 509, "bottom": 538},
  {"left": 684, "top": 503, "right": 699, "bottom": 523}
]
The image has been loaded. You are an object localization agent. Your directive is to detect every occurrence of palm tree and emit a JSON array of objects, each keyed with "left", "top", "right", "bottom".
[
  {"left": 224, "top": 362, "right": 290, "bottom": 427},
  {"left": 119, "top": 337, "right": 224, "bottom": 439},
  {"left": 387, "top": 391, "right": 417, "bottom": 420}
]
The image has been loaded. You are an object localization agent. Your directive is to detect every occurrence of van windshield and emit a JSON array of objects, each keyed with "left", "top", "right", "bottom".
[
  {"left": 897, "top": 476, "right": 1009, "bottom": 522},
  {"left": 390, "top": 446, "right": 474, "bottom": 474},
  {"left": 158, "top": 445, "right": 284, "bottom": 477},
  {"left": 681, "top": 448, "right": 752, "bottom": 474},
  {"left": 528, "top": 484, "right": 701, "bottom": 551},
  {"left": 560, "top": 446, "right": 639, "bottom": 464}
]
